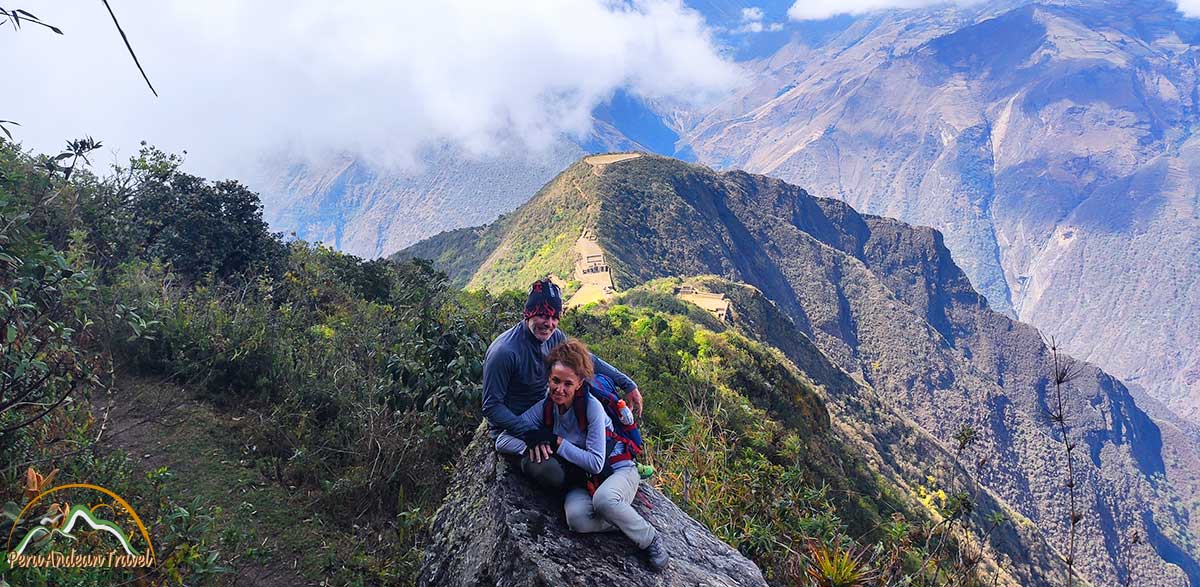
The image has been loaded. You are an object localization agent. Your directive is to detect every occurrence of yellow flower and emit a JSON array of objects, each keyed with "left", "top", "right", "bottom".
[{"left": 309, "top": 324, "right": 336, "bottom": 339}]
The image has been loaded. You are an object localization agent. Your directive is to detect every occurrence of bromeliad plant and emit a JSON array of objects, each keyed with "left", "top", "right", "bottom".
[{"left": 802, "top": 540, "right": 878, "bottom": 587}]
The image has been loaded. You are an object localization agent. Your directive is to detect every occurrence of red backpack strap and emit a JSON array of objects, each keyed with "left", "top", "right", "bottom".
[
  {"left": 573, "top": 390, "right": 590, "bottom": 433},
  {"left": 542, "top": 399, "right": 553, "bottom": 428},
  {"left": 606, "top": 429, "right": 642, "bottom": 456}
]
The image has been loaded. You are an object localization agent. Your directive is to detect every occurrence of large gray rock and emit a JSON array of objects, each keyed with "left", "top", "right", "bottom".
[{"left": 418, "top": 425, "right": 768, "bottom": 587}]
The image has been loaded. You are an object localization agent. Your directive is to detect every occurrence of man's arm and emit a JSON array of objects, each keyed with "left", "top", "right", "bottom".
[
  {"left": 591, "top": 353, "right": 636, "bottom": 392},
  {"left": 592, "top": 352, "right": 643, "bottom": 416},
  {"left": 493, "top": 400, "right": 545, "bottom": 454},
  {"left": 481, "top": 349, "right": 536, "bottom": 435}
]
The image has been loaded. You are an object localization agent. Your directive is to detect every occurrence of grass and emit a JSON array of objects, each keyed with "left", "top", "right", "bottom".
[{"left": 98, "top": 375, "right": 415, "bottom": 586}]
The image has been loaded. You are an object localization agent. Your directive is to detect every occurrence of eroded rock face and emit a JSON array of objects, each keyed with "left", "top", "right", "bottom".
[{"left": 418, "top": 425, "right": 768, "bottom": 587}]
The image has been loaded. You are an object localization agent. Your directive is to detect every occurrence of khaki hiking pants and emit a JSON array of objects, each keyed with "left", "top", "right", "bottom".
[{"left": 564, "top": 466, "right": 656, "bottom": 549}]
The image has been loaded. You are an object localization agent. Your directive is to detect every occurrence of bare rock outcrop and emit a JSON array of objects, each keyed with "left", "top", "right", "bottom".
[{"left": 418, "top": 425, "right": 767, "bottom": 587}]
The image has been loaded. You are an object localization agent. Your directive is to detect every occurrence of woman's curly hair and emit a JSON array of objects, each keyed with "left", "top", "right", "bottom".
[{"left": 545, "top": 338, "right": 594, "bottom": 382}]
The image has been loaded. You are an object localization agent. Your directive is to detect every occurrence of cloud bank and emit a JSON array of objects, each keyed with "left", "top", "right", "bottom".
[
  {"left": 787, "top": 0, "right": 967, "bottom": 21},
  {"left": 4, "top": 1, "right": 740, "bottom": 179},
  {"left": 1177, "top": 0, "right": 1200, "bottom": 17},
  {"left": 788, "top": 1, "right": 1200, "bottom": 26}
]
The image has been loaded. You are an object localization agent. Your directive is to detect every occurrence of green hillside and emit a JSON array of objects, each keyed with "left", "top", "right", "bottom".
[
  {"left": 613, "top": 277, "right": 1062, "bottom": 585},
  {"left": 561, "top": 285, "right": 1027, "bottom": 584},
  {"left": 395, "top": 160, "right": 600, "bottom": 293}
]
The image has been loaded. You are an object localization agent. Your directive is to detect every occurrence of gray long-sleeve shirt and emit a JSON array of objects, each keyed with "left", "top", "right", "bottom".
[
  {"left": 481, "top": 321, "right": 636, "bottom": 436},
  {"left": 494, "top": 392, "right": 634, "bottom": 475}
]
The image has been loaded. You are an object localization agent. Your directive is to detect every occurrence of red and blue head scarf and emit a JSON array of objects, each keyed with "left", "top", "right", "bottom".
[{"left": 524, "top": 278, "right": 562, "bottom": 319}]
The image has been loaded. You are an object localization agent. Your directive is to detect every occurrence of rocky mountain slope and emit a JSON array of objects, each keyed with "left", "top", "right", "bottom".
[
  {"left": 251, "top": 143, "right": 583, "bottom": 259},
  {"left": 617, "top": 276, "right": 1067, "bottom": 585},
  {"left": 678, "top": 0, "right": 1200, "bottom": 426},
  {"left": 400, "top": 154, "right": 1199, "bottom": 586}
]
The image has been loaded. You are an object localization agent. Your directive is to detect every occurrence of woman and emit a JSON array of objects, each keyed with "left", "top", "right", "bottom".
[{"left": 495, "top": 338, "right": 671, "bottom": 571}]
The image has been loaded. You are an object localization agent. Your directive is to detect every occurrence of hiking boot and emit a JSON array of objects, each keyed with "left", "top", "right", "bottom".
[{"left": 644, "top": 535, "right": 670, "bottom": 571}]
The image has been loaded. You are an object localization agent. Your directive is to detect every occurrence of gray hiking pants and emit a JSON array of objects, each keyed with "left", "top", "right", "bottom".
[
  {"left": 564, "top": 466, "right": 656, "bottom": 548},
  {"left": 497, "top": 432, "right": 575, "bottom": 489}
]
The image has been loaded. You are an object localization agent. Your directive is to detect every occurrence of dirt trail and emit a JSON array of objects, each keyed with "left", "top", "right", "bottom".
[{"left": 96, "top": 376, "right": 317, "bottom": 587}]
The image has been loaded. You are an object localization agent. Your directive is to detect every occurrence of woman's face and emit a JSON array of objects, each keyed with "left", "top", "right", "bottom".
[{"left": 548, "top": 363, "right": 582, "bottom": 408}]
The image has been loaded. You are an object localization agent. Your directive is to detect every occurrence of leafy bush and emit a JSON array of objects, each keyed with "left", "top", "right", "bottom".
[
  {"left": 0, "top": 143, "right": 109, "bottom": 469},
  {"left": 84, "top": 146, "right": 287, "bottom": 283},
  {"left": 112, "top": 243, "right": 522, "bottom": 528}
]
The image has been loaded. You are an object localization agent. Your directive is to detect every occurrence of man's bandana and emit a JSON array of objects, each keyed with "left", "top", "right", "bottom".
[{"left": 524, "top": 279, "right": 562, "bottom": 319}]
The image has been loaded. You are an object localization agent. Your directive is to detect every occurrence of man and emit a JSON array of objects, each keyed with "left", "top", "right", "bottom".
[{"left": 483, "top": 278, "right": 643, "bottom": 487}]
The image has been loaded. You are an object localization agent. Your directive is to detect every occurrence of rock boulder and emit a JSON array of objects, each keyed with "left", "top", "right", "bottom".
[{"left": 418, "top": 424, "right": 768, "bottom": 587}]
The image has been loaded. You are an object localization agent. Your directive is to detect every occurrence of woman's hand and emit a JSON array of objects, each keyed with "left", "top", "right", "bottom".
[{"left": 527, "top": 442, "right": 554, "bottom": 463}]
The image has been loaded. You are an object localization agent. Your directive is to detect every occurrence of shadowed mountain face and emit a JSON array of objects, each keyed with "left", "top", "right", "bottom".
[
  {"left": 401, "top": 155, "right": 1198, "bottom": 586},
  {"left": 678, "top": 0, "right": 1200, "bottom": 427}
]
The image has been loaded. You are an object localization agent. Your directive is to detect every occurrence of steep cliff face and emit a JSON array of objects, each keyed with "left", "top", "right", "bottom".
[
  {"left": 418, "top": 426, "right": 769, "bottom": 587},
  {"left": 401, "top": 154, "right": 1197, "bottom": 586},
  {"left": 679, "top": 0, "right": 1200, "bottom": 427},
  {"left": 592, "top": 156, "right": 1193, "bottom": 585},
  {"left": 619, "top": 276, "right": 1066, "bottom": 586}
]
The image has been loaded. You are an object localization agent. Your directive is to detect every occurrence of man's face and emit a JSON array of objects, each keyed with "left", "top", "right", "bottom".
[{"left": 526, "top": 313, "right": 559, "bottom": 342}]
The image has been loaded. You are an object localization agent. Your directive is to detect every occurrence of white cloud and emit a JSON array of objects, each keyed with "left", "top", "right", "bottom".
[
  {"left": 3, "top": 0, "right": 741, "bottom": 180},
  {"left": 1176, "top": 0, "right": 1200, "bottom": 17},
  {"left": 788, "top": 0, "right": 964, "bottom": 20},
  {"left": 742, "top": 7, "right": 765, "bottom": 22},
  {"left": 734, "top": 5, "right": 784, "bottom": 33}
]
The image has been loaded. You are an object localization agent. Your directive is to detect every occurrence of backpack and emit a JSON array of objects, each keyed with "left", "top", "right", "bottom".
[{"left": 541, "top": 373, "right": 644, "bottom": 492}]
